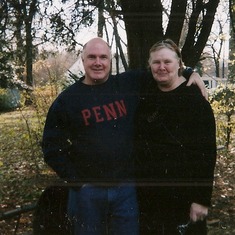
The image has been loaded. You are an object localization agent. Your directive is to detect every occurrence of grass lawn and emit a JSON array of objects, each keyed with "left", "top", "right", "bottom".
[
  {"left": 0, "top": 107, "right": 234, "bottom": 234},
  {"left": 0, "top": 107, "right": 57, "bottom": 234}
]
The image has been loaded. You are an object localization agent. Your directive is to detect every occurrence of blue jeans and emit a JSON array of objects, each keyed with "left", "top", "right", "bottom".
[{"left": 67, "top": 183, "right": 139, "bottom": 235}]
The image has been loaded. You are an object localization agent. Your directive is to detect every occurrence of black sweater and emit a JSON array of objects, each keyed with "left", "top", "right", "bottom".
[{"left": 135, "top": 81, "right": 217, "bottom": 207}]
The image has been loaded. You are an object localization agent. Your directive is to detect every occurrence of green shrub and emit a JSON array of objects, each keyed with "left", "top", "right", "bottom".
[
  {"left": 209, "top": 83, "right": 235, "bottom": 150},
  {"left": 0, "top": 88, "right": 22, "bottom": 111}
]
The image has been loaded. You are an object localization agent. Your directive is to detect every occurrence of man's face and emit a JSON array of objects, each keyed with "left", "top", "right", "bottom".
[{"left": 82, "top": 38, "right": 111, "bottom": 85}]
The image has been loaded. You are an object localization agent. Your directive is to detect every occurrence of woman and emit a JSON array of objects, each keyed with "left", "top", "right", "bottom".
[{"left": 135, "top": 39, "right": 217, "bottom": 235}]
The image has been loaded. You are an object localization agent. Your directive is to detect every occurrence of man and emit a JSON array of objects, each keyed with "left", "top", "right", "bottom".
[{"left": 42, "top": 37, "right": 206, "bottom": 235}]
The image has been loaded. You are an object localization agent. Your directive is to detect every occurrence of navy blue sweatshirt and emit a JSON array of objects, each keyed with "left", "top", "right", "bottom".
[{"left": 42, "top": 70, "right": 145, "bottom": 182}]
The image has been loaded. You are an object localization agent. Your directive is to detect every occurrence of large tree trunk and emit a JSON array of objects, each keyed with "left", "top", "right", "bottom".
[
  {"left": 120, "top": 0, "right": 220, "bottom": 69},
  {"left": 181, "top": 0, "right": 220, "bottom": 67},
  {"left": 165, "top": 0, "right": 187, "bottom": 44},
  {"left": 120, "top": 0, "right": 163, "bottom": 69}
]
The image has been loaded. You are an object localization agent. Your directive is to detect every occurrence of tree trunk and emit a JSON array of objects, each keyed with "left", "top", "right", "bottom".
[
  {"left": 8, "top": 1, "right": 25, "bottom": 81},
  {"left": 165, "top": 0, "right": 187, "bottom": 44},
  {"left": 120, "top": 0, "right": 220, "bottom": 69},
  {"left": 25, "top": 20, "right": 33, "bottom": 87},
  {"left": 112, "top": 14, "right": 128, "bottom": 71},
  {"left": 229, "top": 0, "right": 235, "bottom": 83},
  {"left": 24, "top": 0, "right": 37, "bottom": 87},
  {"left": 181, "top": 0, "right": 220, "bottom": 67},
  {"left": 120, "top": 0, "right": 163, "bottom": 69},
  {"left": 97, "top": 1, "right": 105, "bottom": 37}
]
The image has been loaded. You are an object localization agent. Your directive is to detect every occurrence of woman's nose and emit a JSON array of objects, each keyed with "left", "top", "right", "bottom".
[{"left": 159, "top": 63, "right": 165, "bottom": 69}]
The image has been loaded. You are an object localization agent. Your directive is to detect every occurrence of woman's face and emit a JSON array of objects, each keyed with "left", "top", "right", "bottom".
[{"left": 149, "top": 47, "right": 180, "bottom": 87}]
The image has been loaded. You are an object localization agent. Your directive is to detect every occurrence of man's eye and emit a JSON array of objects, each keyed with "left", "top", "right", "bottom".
[{"left": 88, "top": 56, "right": 95, "bottom": 59}]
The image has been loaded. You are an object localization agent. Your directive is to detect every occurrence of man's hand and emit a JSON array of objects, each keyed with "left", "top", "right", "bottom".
[
  {"left": 187, "top": 72, "right": 208, "bottom": 100},
  {"left": 190, "top": 202, "right": 208, "bottom": 222}
]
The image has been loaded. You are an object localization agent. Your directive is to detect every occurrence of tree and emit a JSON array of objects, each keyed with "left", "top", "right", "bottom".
[
  {"left": 0, "top": 1, "right": 14, "bottom": 88},
  {"left": 8, "top": 0, "right": 39, "bottom": 87},
  {"left": 0, "top": 0, "right": 223, "bottom": 87},
  {"left": 47, "top": 0, "right": 128, "bottom": 72},
  {"left": 229, "top": 0, "right": 235, "bottom": 37},
  {"left": 229, "top": 0, "right": 235, "bottom": 83},
  {"left": 57, "top": 0, "right": 220, "bottom": 69},
  {"left": 202, "top": 0, "right": 230, "bottom": 79},
  {"left": 120, "top": 0, "right": 220, "bottom": 69},
  {"left": 1, "top": 0, "right": 39, "bottom": 87},
  {"left": 210, "top": 83, "right": 235, "bottom": 149},
  {"left": 1, "top": 0, "right": 54, "bottom": 87}
]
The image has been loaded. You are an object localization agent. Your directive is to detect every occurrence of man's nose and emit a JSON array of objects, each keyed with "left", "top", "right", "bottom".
[{"left": 94, "top": 57, "right": 101, "bottom": 65}]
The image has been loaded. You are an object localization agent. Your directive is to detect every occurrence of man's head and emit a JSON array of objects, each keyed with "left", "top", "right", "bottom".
[{"left": 81, "top": 37, "right": 112, "bottom": 85}]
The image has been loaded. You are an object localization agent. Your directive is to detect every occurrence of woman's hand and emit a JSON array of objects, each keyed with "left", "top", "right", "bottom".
[{"left": 190, "top": 202, "right": 208, "bottom": 222}]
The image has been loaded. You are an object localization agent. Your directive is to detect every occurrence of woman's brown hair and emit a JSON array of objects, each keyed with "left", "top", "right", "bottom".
[{"left": 149, "top": 39, "right": 184, "bottom": 76}]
